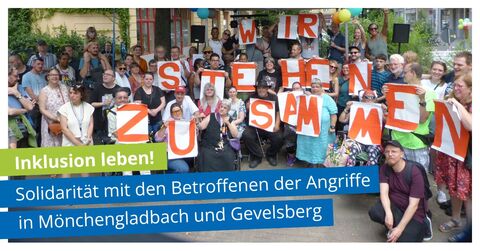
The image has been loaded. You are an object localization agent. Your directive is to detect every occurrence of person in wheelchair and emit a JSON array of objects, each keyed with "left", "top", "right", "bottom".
[
  {"left": 338, "top": 89, "right": 386, "bottom": 166},
  {"left": 197, "top": 99, "right": 238, "bottom": 172}
]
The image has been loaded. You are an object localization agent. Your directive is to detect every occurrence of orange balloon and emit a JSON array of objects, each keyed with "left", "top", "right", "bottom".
[{"left": 332, "top": 12, "right": 341, "bottom": 24}]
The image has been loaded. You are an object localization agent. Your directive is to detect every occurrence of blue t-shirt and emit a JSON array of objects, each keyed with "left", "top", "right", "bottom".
[{"left": 21, "top": 71, "right": 47, "bottom": 97}]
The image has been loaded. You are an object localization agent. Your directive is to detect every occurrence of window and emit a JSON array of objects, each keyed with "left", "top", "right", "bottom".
[
  {"left": 137, "top": 8, "right": 156, "bottom": 53},
  {"left": 171, "top": 9, "right": 191, "bottom": 53}
]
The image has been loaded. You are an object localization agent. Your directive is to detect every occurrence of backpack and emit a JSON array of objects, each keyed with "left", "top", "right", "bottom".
[{"left": 385, "top": 160, "right": 432, "bottom": 215}]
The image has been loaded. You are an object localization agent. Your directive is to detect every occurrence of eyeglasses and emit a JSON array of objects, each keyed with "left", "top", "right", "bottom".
[
  {"left": 171, "top": 109, "right": 182, "bottom": 114},
  {"left": 363, "top": 95, "right": 376, "bottom": 100},
  {"left": 118, "top": 67, "right": 127, "bottom": 70},
  {"left": 369, "top": 27, "right": 378, "bottom": 31},
  {"left": 204, "top": 51, "right": 213, "bottom": 54},
  {"left": 329, "top": 65, "right": 338, "bottom": 69},
  {"left": 224, "top": 33, "right": 231, "bottom": 36},
  {"left": 350, "top": 51, "right": 359, "bottom": 54},
  {"left": 48, "top": 74, "right": 60, "bottom": 77}
]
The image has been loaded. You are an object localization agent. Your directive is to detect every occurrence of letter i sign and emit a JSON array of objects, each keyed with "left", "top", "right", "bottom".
[{"left": 117, "top": 103, "right": 149, "bottom": 144}]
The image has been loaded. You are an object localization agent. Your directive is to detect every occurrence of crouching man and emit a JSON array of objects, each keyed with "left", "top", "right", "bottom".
[{"left": 368, "top": 140, "right": 431, "bottom": 242}]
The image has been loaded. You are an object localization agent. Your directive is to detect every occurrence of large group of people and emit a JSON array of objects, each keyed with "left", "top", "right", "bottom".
[{"left": 7, "top": 12, "right": 473, "bottom": 242}]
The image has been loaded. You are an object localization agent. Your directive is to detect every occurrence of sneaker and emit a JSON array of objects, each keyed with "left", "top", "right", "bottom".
[
  {"left": 423, "top": 216, "right": 433, "bottom": 241},
  {"left": 286, "top": 154, "right": 296, "bottom": 166},
  {"left": 437, "top": 191, "right": 448, "bottom": 204}
]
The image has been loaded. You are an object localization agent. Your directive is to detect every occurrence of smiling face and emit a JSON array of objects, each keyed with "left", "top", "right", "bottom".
[
  {"left": 114, "top": 91, "right": 129, "bottom": 106},
  {"left": 430, "top": 63, "right": 446, "bottom": 82},
  {"left": 32, "top": 59, "right": 44, "bottom": 73},
  {"left": 171, "top": 106, "right": 183, "bottom": 120},
  {"left": 453, "top": 56, "right": 471, "bottom": 76},
  {"left": 47, "top": 69, "right": 60, "bottom": 85},
  {"left": 453, "top": 76, "right": 472, "bottom": 102},
  {"left": 143, "top": 74, "right": 154, "bottom": 87}
]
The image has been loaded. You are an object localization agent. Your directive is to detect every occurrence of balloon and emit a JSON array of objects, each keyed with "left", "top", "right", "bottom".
[
  {"left": 348, "top": 8, "right": 363, "bottom": 17},
  {"left": 332, "top": 12, "right": 341, "bottom": 24},
  {"left": 458, "top": 24, "right": 464, "bottom": 30},
  {"left": 338, "top": 9, "right": 352, "bottom": 23},
  {"left": 464, "top": 18, "right": 470, "bottom": 23},
  {"left": 197, "top": 8, "right": 209, "bottom": 19},
  {"left": 190, "top": 8, "right": 198, "bottom": 12},
  {"left": 458, "top": 18, "right": 464, "bottom": 24}
]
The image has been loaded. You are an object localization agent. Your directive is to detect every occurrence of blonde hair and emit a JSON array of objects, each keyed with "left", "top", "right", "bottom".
[
  {"left": 200, "top": 83, "right": 221, "bottom": 111},
  {"left": 402, "top": 51, "right": 418, "bottom": 64}
]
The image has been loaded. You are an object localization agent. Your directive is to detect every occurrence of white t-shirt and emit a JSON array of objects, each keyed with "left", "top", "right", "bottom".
[
  {"left": 421, "top": 79, "right": 446, "bottom": 100},
  {"left": 162, "top": 96, "right": 199, "bottom": 122},
  {"left": 208, "top": 39, "right": 224, "bottom": 65},
  {"left": 57, "top": 101, "right": 95, "bottom": 146}
]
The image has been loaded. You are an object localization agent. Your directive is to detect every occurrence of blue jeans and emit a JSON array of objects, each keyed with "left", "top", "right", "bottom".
[
  {"left": 167, "top": 159, "right": 189, "bottom": 173},
  {"left": 149, "top": 121, "right": 162, "bottom": 141}
]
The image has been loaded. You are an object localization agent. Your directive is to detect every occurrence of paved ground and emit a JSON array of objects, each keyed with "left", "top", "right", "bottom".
[{"left": 14, "top": 151, "right": 461, "bottom": 242}]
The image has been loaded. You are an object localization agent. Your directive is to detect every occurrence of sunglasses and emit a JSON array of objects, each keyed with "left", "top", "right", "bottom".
[
  {"left": 118, "top": 67, "right": 127, "bottom": 70},
  {"left": 329, "top": 65, "right": 338, "bottom": 69},
  {"left": 350, "top": 51, "right": 359, "bottom": 54},
  {"left": 204, "top": 51, "right": 213, "bottom": 54},
  {"left": 363, "top": 95, "right": 376, "bottom": 100},
  {"left": 171, "top": 109, "right": 182, "bottom": 114},
  {"left": 369, "top": 27, "right": 378, "bottom": 31},
  {"left": 224, "top": 33, "right": 231, "bottom": 36}
]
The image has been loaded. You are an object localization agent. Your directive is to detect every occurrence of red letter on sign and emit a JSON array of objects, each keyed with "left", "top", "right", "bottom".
[
  {"left": 117, "top": 104, "right": 149, "bottom": 142},
  {"left": 432, "top": 101, "right": 470, "bottom": 159},
  {"left": 251, "top": 99, "right": 273, "bottom": 130},
  {"left": 296, "top": 95, "right": 320, "bottom": 136},
  {"left": 168, "top": 119, "right": 196, "bottom": 155},
  {"left": 158, "top": 62, "right": 180, "bottom": 90},
  {"left": 280, "top": 59, "right": 306, "bottom": 88},
  {"left": 239, "top": 20, "right": 256, "bottom": 44},
  {"left": 298, "top": 14, "right": 319, "bottom": 38},
  {"left": 349, "top": 107, "right": 382, "bottom": 145}
]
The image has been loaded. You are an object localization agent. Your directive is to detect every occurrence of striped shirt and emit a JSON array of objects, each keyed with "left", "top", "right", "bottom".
[
  {"left": 27, "top": 53, "right": 57, "bottom": 71},
  {"left": 371, "top": 70, "right": 391, "bottom": 96}
]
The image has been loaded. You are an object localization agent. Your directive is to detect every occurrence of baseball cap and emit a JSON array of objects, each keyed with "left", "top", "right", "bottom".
[
  {"left": 175, "top": 86, "right": 186, "bottom": 94},
  {"left": 37, "top": 39, "right": 47, "bottom": 46},
  {"left": 384, "top": 140, "right": 405, "bottom": 152}
]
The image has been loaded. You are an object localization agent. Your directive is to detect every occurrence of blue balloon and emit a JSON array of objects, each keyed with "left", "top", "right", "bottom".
[
  {"left": 197, "top": 8, "right": 209, "bottom": 19},
  {"left": 190, "top": 8, "right": 198, "bottom": 12},
  {"left": 348, "top": 8, "right": 363, "bottom": 17}
]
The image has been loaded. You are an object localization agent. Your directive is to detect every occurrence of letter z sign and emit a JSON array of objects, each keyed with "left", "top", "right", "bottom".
[{"left": 117, "top": 103, "right": 149, "bottom": 144}]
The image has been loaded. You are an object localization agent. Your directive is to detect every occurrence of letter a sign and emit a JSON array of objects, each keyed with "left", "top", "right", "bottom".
[
  {"left": 432, "top": 100, "right": 470, "bottom": 161},
  {"left": 117, "top": 103, "right": 149, "bottom": 144},
  {"left": 168, "top": 119, "right": 198, "bottom": 159}
]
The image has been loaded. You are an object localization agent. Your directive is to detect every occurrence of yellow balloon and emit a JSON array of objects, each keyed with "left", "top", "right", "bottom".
[
  {"left": 332, "top": 12, "right": 341, "bottom": 24},
  {"left": 339, "top": 9, "right": 352, "bottom": 23}
]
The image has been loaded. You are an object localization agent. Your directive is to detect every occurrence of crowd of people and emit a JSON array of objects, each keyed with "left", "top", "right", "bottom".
[{"left": 7, "top": 12, "right": 472, "bottom": 242}]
